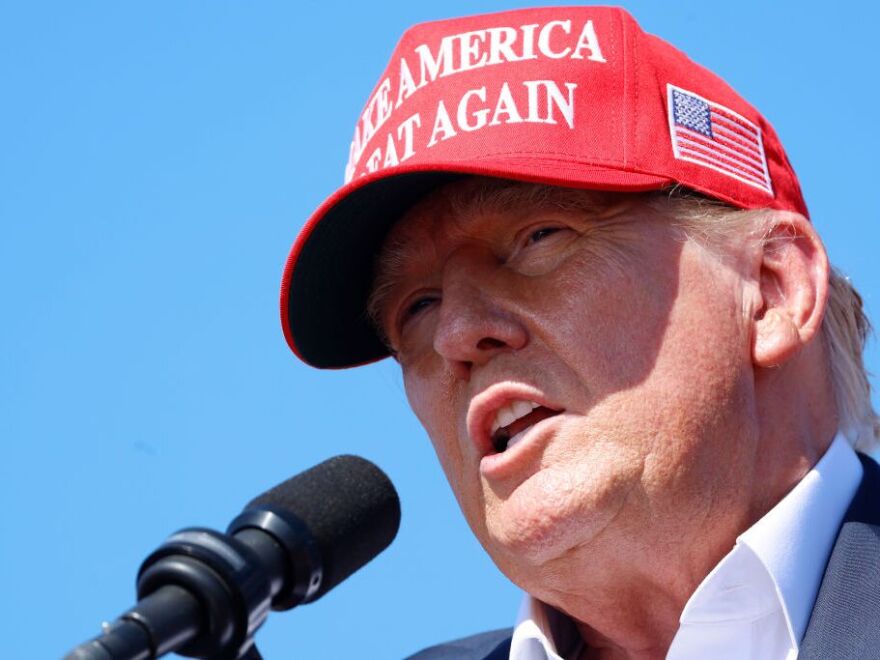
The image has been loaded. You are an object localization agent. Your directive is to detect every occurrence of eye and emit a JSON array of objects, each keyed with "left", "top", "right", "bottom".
[
  {"left": 506, "top": 222, "right": 577, "bottom": 274},
  {"left": 394, "top": 293, "right": 439, "bottom": 334},
  {"left": 526, "top": 226, "right": 562, "bottom": 245},
  {"left": 513, "top": 224, "right": 570, "bottom": 256},
  {"left": 404, "top": 295, "right": 437, "bottom": 319}
]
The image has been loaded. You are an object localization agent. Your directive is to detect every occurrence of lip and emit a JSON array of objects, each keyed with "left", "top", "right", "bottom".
[
  {"left": 466, "top": 382, "right": 564, "bottom": 459},
  {"left": 479, "top": 413, "right": 564, "bottom": 479}
]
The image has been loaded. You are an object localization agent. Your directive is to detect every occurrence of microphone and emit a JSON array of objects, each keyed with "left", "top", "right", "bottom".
[{"left": 65, "top": 455, "right": 401, "bottom": 660}]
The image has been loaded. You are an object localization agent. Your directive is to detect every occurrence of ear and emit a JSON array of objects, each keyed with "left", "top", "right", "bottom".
[{"left": 752, "top": 212, "right": 829, "bottom": 368}]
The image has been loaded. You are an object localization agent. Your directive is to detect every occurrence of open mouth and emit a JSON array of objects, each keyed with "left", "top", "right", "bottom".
[{"left": 490, "top": 400, "right": 562, "bottom": 453}]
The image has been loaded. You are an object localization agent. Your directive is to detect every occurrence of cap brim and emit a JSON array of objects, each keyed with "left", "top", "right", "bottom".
[{"left": 281, "top": 159, "right": 672, "bottom": 369}]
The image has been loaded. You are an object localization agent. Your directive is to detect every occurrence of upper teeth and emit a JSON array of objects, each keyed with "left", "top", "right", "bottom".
[{"left": 491, "top": 400, "right": 540, "bottom": 434}]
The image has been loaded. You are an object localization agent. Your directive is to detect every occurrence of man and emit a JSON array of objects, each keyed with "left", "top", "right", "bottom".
[{"left": 279, "top": 7, "right": 880, "bottom": 659}]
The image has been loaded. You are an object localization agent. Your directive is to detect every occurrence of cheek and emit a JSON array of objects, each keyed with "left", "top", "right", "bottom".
[
  {"left": 660, "top": 247, "right": 753, "bottom": 384},
  {"left": 584, "top": 247, "right": 755, "bottom": 487},
  {"left": 518, "top": 234, "right": 683, "bottom": 396},
  {"left": 403, "top": 363, "right": 493, "bottom": 540},
  {"left": 403, "top": 365, "right": 467, "bottom": 490}
]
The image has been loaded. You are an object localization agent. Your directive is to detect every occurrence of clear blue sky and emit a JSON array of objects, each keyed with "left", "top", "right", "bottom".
[{"left": 2, "top": 2, "right": 878, "bottom": 658}]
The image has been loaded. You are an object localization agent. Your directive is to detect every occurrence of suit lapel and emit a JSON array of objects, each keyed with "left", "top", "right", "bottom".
[{"left": 799, "top": 454, "right": 880, "bottom": 659}]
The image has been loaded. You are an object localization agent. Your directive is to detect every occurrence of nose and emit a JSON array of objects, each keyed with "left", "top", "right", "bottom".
[{"left": 432, "top": 247, "right": 528, "bottom": 380}]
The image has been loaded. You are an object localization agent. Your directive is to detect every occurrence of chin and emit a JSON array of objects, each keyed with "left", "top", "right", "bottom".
[
  {"left": 483, "top": 493, "right": 604, "bottom": 571},
  {"left": 480, "top": 459, "right": 638, "bottom": 576},
  {"left": 489, "top": 523, "right": 574, "bottom": 574}
]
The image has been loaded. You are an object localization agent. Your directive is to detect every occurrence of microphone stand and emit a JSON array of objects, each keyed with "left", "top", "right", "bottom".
[
  {"left": 66, "top": 584, "right": 262, "bottom": 660},
  {"left": 65, "top": 515, "right": 300, "bottom": 660},
  {"left": 65, "top": 587, "right": 264, "bottom": 660}
]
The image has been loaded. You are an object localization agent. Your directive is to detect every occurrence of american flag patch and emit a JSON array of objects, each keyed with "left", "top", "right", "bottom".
[{"left": 667, "top": 85, "right": 772, "bottom": 195}]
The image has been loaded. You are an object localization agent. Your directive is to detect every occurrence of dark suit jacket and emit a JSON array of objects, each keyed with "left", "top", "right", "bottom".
[{"left": 407, "top": 454, "right": 880, "bottom": 659}]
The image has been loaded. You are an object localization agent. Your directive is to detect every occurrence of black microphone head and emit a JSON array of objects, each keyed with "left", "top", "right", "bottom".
[{"left": 244, "top": 455, "right": 400, "bottom": 602}]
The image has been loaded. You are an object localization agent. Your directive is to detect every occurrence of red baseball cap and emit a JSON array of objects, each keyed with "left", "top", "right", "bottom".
[{"left": 281, "top": 6, "right": 807, "bottom": 369}]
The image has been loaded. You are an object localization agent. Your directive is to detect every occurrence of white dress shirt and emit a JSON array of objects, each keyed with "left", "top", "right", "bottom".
[{"left": 509, "top": 435, "right": 863, "bottom": 660}]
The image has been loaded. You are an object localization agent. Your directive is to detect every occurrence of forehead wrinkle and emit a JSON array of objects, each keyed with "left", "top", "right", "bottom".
[{"left": 446, "top": 177, "right": 643, "bottom": 221}]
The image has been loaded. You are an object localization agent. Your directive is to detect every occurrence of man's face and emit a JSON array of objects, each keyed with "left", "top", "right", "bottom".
[{"left": 373, "top": 179, "right": 760, "bottom": 589}]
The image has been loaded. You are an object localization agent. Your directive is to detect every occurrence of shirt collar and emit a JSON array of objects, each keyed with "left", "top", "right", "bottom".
[
  {"left": 510, "top": 434, "right": 863, "bottom": 658},
  {"left": 511, "top": 594, "right": 582, "bottom": 660},
  {"left": 735, "top": 433, "right": 862, "bottom": 646}
]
